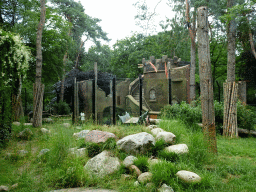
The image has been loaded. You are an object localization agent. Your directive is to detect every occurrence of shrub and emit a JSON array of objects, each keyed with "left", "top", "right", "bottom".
[
  {"left": 52, "top": 101, "right": 71, "bottom": 115},
  {"left": 161, "top": 100, "right": 256, "bottom": 132},
  {"left": 237, "top": 102, "right": 256, "bottom": 130},
  {"left": 161, "top": 101, "right": 202, "bottom": 126}
]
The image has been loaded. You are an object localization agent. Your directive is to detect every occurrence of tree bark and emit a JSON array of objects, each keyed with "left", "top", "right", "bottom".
[
  {"left": 60, "top": 26, "right": 71, "bottom": 102},
  {"left": 197, "top": 6, "right": 217, "bottom": 154},
  {"left": 33, "top": 0, "right": 46, "bottom": 127},
  {"left": 247, "top": 18, "right": 256, "bottom": 59},
  {"left": 60, "top": 50, "right": 68, "bottom": 102},
  {"left": 186, "top": 0, "right": 196, "bottom": 102},
  {"left": 223, "top": 0, "right": 238, "bottom": 137}
]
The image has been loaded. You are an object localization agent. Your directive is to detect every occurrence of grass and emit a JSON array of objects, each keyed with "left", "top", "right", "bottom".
[{"left": 0, "top": 117, "right": 256, "bottom": 191}]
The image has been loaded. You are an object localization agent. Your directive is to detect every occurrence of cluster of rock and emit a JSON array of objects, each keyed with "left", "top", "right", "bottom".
[
  {"left": 75, "top": 126, "right": 201, "bottom": 191},
  {"left": 8, "top": 123, "right": 201, "bottom": 192}
]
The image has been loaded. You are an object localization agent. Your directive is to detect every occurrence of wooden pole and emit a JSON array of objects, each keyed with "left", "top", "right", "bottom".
[{"left": 197, "top": 6, "right": 217, "bottom": 154}]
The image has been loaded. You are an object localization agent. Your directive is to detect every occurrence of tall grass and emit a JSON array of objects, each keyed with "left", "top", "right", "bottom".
[{"left": 0, "top": 117, "right": 256, "bottom": 191}]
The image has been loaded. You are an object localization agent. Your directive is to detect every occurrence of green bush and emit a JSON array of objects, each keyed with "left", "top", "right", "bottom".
[
  {"left": 161, "top": 100, "right": 256, "bottom": 132},
  {"left": 52, "top": 101, "right": 71, "bottom": 115},
  {"left": 160, "top": 101, "right": 202, "bottom": 125},
  {"left": 237, "top": 102, "right": 256, "bottom": 130}
]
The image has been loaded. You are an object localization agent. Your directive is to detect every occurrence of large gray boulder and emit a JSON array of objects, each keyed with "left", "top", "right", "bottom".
[
  {"left": 151, "top": 128, "right": 165, "bottom": 136},
  {"left": 84, "top": 151, "right": 120, "bottom": 178},
  {"left": 73, "top": 130, "right": 90, "bottom": 140},
  {"left": 18, "top": 128, "right": 33, "bottom": 140},
  {"left": 156, "top": 132, "right": 176, "bottom": 144},
  {"left": 85, "top": 130, "right": 116, "bottom": 143},
  {"left": 176, "top": 170, "right": 201, "bottom": 183},
  {"left": 117, "top": 132, "right": 155, "bottom": 154},
  {"left": 138, "top": 172, "right": 153, "bottom": 183},
  {"left": 165, "top": 144, "right": 188, "bottom": 154},
  {"left": 158, "top": 184, "right": 174, "bottom": 192},
  {"left": 123, "top": 155, "right": 138, "bottom": 168}
]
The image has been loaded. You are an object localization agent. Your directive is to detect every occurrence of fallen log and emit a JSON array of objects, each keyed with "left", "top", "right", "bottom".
[{"left": 238, "top": 128, "right": 256, "bottom": 137}]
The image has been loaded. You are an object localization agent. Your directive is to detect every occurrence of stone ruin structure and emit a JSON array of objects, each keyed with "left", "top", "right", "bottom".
[
  {"left": 78, "top": 55, "right": 191, "bottom": 122},
  {"left": 56, "top": 55, "right": 247, "bottom": 123}
]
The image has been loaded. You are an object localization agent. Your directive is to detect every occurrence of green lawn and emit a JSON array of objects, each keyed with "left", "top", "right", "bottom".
[{"left": 0, "top": 118, "right": 256, "bottom": 192}]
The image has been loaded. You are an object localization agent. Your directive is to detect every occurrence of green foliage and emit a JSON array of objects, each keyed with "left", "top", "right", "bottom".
[
  {"left": 160, "top": 101, "right": 202, "bottom": 126},
  {"left": 0, "top": 29, "right": 30, "bottom": 147},
  {"left": 161, "top": 100, "right": 256, "bottom": 132},
  {"left": 52, "top": 101, "right": 71, "bottom": 115},
  {"left": 150, "top": 161, "right": 178, "bottom": 187},
  {"left": 237, "top": 102, "right": 256, "bottom": 130},
  {"left": 151, "top": 139, "right": 169, "bottom": 156},
  {"left": 133, "top": 156, "right": 149, "bottom": 172},
  {"left": 80, "top": 138, "right": 117, "bottom": 158}
]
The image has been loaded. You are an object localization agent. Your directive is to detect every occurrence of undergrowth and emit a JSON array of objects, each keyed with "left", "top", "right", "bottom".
[{"left": 0, "top": 117, "right": 255, "bottom": 191}]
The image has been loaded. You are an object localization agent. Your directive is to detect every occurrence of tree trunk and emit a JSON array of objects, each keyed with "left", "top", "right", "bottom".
[
  {"left": 186, "top": 0, "right": 196, "bottom": 102},
  {"left": 197, "top": 6, "right": 217, "bottom": 154},
  {"left": 60, "top": 26, "right": 71, "bottom": 102},
  {"left": 60, "top": 50, "right": 68, "bottom": 102},
  {"left": 247, "top": 18, "right": 256, "bottom": 59},
  {"left": 33, "top": 0, "right": 46, "bottom": 127},
  {"left": 223, "top": 0, "right": 238, "bottom": 137}
]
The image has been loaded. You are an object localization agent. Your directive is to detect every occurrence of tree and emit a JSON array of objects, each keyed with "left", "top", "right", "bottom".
[
  {"left": 33, "top": 0, "right": 46, "bottom": 127},
  {"left": 222, "top": 0, "right": 238, "bottom": 137},
  {"left": 0, "top": 29, "right": 30, "bottom": 145},
  {"left": 81, "top": 45, "right": 112, "bottom": 73},
  {"left": 197, "top": 6, "right": 217, "bottom": 153},
  {"left": 51, "top": 0, "right": 109, "bottom": 101},
  {"left": 185, "top": 0, "right": 197, "bottom": 102}
]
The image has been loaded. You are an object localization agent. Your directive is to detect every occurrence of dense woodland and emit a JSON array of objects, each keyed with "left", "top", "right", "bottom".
[{"left": 1, "top": 0, "right": 256, "bottom": 143}]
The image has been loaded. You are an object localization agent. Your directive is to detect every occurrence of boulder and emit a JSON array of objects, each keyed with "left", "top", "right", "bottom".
[
  {"left": 156, "top": 132, "right": 176, "bottom": 144},
  {"left": 116, "top": 132, "right": 155, "bottom": 154},
  {"left": 41, "top": 128, "right": 50, "bottom": 134},
  {"left": 138, "top": 172, "right": 153, "bottom": 183},
  {"left": 63, "top": 123, "right": 71, "bottom": 128},
  {"left": 151, "top": 128, "right": 165, "bottom": 136},
  {"left": 176, "top": 170, "right": 201, "bottom": 183},
  {"left": 12, "top": 122, "right": 20, "bottom": 126},
  {"left": 134, "top": 181, "right": 140, "bottom": 186},
  {"left": 23, "top": 123, "right": 32, "bottom": 126},
  {"left": 165, "top": 144, "right": 188, "bottom": 154},
  {"left": 0, "top": 185, "right": 9, "bottom": 191},
  {"left": 70, "top": 148, "right": 86, "bottom": 157},
  {"left": 148, "top": 158, "right": 161, "bottom": 166},
  {"left": 73, "top": 130, "right": 90, "bottom": 140},
  {"left": 85, "top": 130, "right": 116, "bottom": 143},
  {"left": 146, "top": 183, "right": 155, "bottom": 188},
  {"left": 17, "top": 150, "right": 28, "bottom": 157},
  {"left": 84, "top": 151, "right": 120, "bottom": 178},
  {"left": 10, "top": 183, "right": 18, "bottom": 190},
  {"left": 123, "top": 155, "right": 138, "bottom": 168},
  {"left": 147, "top": 125, "right": 158, "bottom": 130},
  {"left": 18, "top": 128, "right": 33, "bottom": 140},
  {"left": 43, "top": 118, "right": 53, "bottom": 123},
  {"left": 38, "top": 149, "right": 50, "bottom": 157},
  {"left": 129, "top": 165, "right": 142, "bottom": 176},
  {"left": 158, "top": 184, "right": 174, "bottom": 192}
]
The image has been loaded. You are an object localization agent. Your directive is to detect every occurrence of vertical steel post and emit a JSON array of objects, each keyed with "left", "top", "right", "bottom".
[
  {"left": 92, "top": 79, "right": 95, "bottom": 122},
  {"left": 112, "top": 76, "right": 116, "bottom": 125},
  {"left": 169, "top": 69, "right": 172, "bottom": 105},
  {"left": 139, "top": 74, "right": 143, "bottom": 116}
]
